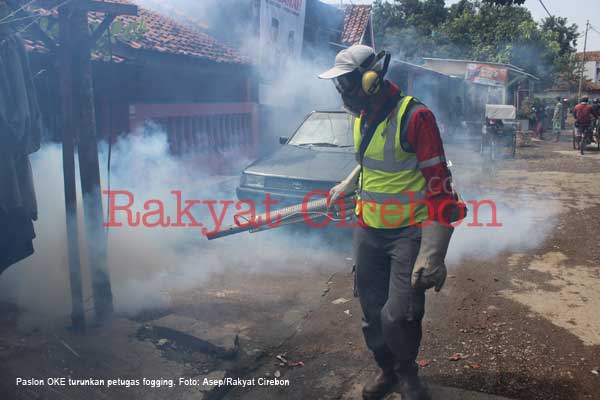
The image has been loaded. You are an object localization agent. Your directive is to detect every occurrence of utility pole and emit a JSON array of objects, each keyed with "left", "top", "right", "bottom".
[
  {"left": 578, "top": 20, "right": 589, "bottom": 101},
  {"left": 71, "top": 6, "right": 114, "bottom": 321},
  {"left": 49, "top": 0, "right": 138, "bottom": 325}
]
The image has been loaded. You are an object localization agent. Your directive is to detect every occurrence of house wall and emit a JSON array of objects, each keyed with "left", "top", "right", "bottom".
[
  {"left": 583, "top": 60, "right": 599, "bottom": 83},
  {"left": 29, "top": 52, "right": 260, "bottom": 173},
  {"left": 302, "top": 0, "right": 343, "bottom": 63}
]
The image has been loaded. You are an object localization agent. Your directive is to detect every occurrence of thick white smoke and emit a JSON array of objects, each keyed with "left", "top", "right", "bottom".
[
  {"left": 447, "top": 193, "right": 558, "bottom": 265},
  {"left": 0, "top": 130, "right": 345, "bottom": 321},
  {"left": 0, "top": 145, "right": 71, "bottom": 326},
  {"left": 0, "top": 131, "right": 557, "bottom": 322},
  {"left": 0, "top": 0, "right": 559, "bottom": 325}
]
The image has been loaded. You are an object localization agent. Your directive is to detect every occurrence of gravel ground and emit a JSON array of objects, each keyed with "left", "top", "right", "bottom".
[{"left": 224, "top": 134, "right": 600, "bottom": 400}]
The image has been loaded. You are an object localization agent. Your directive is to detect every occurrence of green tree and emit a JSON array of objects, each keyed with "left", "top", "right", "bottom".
[
  {"left": 482, "top": 0, "right": 526, "bottom": 5},
  {"left": 373, "top": 0, "right": 579, "bottom": 87},
  {"left": 443, "top": 1, "right": 534, "bottom": 63},
  {"left": 373, "top": 0, "right": 458, "bottom": 62},
  {"left": 540, "top": 17, "right": 578, "bottom": 56}
]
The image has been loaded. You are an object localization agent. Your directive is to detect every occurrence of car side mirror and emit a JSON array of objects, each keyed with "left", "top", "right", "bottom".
[{"left": 279, "top": 137, "right": 289, "bottom": 145}]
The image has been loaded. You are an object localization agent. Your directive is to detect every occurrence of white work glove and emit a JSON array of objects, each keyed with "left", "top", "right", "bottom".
[
  {"left": 327, "top": 165, "right": 361, "bottom": 209},
  {"left": 328, "top": 179, "right": 357, "bottom": 208},
  {"left": 411, "top": 221, "right": 454, "bottom": 292}
]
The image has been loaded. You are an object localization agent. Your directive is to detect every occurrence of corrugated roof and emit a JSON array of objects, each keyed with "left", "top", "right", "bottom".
[
  {"left": 423, "top": 57, "right": 526, "bottom": 72},
  {"left": 94, "top": 3, "right": 247, "bottom": 64},
  {"left": 341, "top": 4, "right": 371, "bottom": 45},
  {"left": 423, "top": 57, "right": 539, "bottom": 80}
]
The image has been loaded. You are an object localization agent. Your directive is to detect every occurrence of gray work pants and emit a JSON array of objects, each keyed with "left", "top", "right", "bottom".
[{"left": 354, "top": 224, "right": 425, "bottom": 371}]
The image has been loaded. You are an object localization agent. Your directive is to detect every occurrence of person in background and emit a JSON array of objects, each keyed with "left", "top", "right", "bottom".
[
  {"left": 544, "top": 103, "right": 553, "bottom": 131},
  {"left": 552, "top": 97, "right": 563, "bottom": 142},
  {"left": 449, "top": 96, "right": 464, "bottom": 137},
  {"left": 533, "top": 105, "right": 545, "bottom": 139},
  {"left": 592, "top": 99, "right": 600, "bottom": 132},
  {"left": 573, "top": 97, "right": 599, "bottom": 142},
  {"left": 538, "top": 105, "right": 546, "bottom": 139},
  {"left": 573, "top": 97, "right": 598, "bottom": 123},
  {"left": 562, "top": 98, "right": 568, "bottom": 129}
]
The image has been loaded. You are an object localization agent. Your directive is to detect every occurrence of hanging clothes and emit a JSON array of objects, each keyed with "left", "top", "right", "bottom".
[{"left": 0, "top": 2, "right": 43, "bottom": 274}]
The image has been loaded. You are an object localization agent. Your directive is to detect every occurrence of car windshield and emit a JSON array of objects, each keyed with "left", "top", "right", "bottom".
[{"left": 288, "top": 112, "right": 354, "bottom": 147}]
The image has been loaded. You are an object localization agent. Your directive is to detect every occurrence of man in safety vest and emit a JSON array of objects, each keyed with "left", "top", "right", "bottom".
[{"left": 319, "top": 45, "right": 461, "bottom": 400}]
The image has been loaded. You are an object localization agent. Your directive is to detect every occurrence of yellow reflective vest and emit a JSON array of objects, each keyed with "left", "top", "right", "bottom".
[{"left": 353, "top": 96, "right": 430, "bottom": 228}]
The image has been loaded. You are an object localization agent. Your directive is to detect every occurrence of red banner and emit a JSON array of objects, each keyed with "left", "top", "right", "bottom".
[{"left": 466, "top": 63, "right": 508, "bottom": 87}]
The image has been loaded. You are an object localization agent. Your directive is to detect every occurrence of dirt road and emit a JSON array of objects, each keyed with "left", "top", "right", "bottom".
[{"left": 222, "top": 136, "right": 600, "bottom": 400}]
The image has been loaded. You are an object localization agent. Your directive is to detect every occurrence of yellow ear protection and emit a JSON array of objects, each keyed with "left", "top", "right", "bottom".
[{"left": 359, "top": 51, "right": 391, "bottom": 96}]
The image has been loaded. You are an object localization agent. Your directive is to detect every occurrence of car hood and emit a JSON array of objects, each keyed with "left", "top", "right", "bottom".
[{"left": 245, "top": 145, "right": 357, "bottom": 182}]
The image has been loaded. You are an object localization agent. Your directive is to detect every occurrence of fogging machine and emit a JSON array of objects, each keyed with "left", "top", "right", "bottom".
[{"left": 207, "top": 195, "right": 356, "bottom": 240}]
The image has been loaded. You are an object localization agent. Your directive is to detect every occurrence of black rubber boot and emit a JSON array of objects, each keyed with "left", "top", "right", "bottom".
[
  {"left": 362, "top": 367, "right": 398, "bottom": 400},
  {"left": 396, "top": 362, "right": 431, "bottom": 400}
]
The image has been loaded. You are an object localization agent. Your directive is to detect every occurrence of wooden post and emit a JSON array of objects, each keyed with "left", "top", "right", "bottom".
[
  {"left": 46, "top": 0, "right": 137, "bottom": 325},
  {"left": 58, "top": 7, "right": 85, "bottom": 331},
  {"left": 70, "top": 7, "right": 114, "bottom": 320}
]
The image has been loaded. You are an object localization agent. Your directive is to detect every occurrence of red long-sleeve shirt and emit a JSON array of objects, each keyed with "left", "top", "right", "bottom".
[
  {"left": 406, "top": 107, "right": 454, "bottom": 222},
  {"left": 573, "top": 103, "right": 599, "bottom": 126}
]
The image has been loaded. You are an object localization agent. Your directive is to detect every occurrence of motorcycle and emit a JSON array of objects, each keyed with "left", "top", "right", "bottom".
[{"left": 574, "top": 122, "right": 599, "bottom": 155}]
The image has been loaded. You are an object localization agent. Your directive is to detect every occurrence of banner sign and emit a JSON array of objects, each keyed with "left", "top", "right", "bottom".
[
  {"left": 259, "top": 0, "right": 306, "bottom": 81},
  {"left": 466, "top": 63, "right": 508, "bottom": 87}
]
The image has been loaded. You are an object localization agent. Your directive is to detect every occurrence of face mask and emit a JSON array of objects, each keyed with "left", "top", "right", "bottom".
[{"left": 342, "top": 92, "right": 369, "bottom": 116}]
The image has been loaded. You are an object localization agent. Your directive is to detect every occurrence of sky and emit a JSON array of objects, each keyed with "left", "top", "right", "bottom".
[{"left": 323, "top": 0, "right": 600, "bottom": 52}]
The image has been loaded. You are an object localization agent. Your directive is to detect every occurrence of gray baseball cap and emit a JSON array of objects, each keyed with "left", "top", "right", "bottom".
[{"left": 318, "top": 45, "right": 377, "bottom": 80}]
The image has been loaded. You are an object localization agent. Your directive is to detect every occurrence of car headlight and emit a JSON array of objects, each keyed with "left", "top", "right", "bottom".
[{"left": 243, "top": 173, "right": 266, "bottom": 188}]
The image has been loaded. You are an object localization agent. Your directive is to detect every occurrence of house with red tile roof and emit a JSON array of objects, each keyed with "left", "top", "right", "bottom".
[
  {"left": 340, "top": 4, "right": 374, "bottom": 48},
  {"left": 303, "top": 1, "right": 373, "bottom": 60},
  {"left": 536, "top": 52, "right": 600, "bottom": 102},
  {"left": 19, "top": 0, "right": 259, "bottom": 170},
  {"left": 577, "top": 51, "right": 600, "bottom": 85},
  {"left": 16, "top": 0, "right": 374, "bottom": 165}
]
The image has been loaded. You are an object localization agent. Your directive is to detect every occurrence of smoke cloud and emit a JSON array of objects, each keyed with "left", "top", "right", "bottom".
[
  {"left": 0, "top": 130, "right": 346, "bottom": 322},
  {"left": 0, "top": 1, "right": 559, "bottom": 327},
  {"left": 0, "top": 0, "right": 343, "bottom": 323},
  {"left": 444, "top": 148, "right": 559, "bottom": 266},
  {"left": 0, "top": 130, "right": 557, "bottom": 323},
  {"left": 447, "top": 193, "right": 558, "bottom": 265}
]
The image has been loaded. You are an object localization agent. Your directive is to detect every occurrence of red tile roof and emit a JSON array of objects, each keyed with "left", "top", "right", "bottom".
[
  {"left": 122, "top": 0, "right": 210, "bottom": 32},
  {"left": 25, "top": 0, "right": 247, "bottom": 64},
  {"left": 341, "top": 5, "right": 371, "bottom": 46},
  {"left": 584, "top": 80, "right": 600, "bottom": 91},
  {"left": 577, "top": 51, "right": 600, "bottom": 63},
  {"left": 23, "top": 38, "right": 49, "bottom": 54},
  {"left": 102, "top": 1, "right": 247, "bottom": 64},
  {"left": 546, "top": 80, "right": 600, "bottom": 93},
  {"left": 23, "top": 37, "right": 125, "bottom": 63}
]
